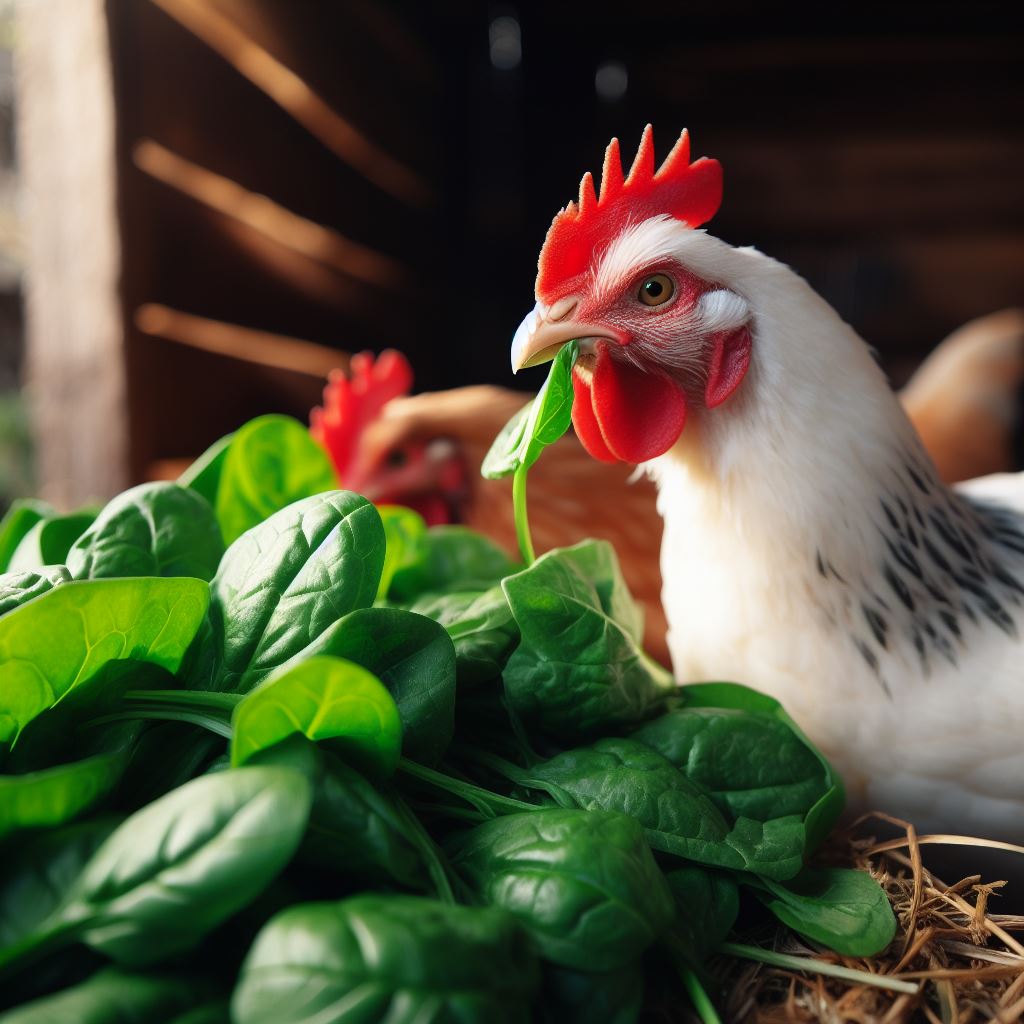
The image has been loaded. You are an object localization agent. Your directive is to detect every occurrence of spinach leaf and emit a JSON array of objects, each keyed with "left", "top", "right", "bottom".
[
  {"left": 7, "top": 511, "right": 96, "bottom": 574},
  {"left": 664, "top": 866, "right": 739, "bottom": 964},
  {"left": 0, "top": 818, "right": 120, "bottom": 950},
  {"left": 389, "top": 525, "right": 519, "bottom": 602},
  {"left": 0, "top": 566, "right": 69, "bottom": 617},
  {"left": 231, "top": 655, "right": 402, "bottom": 779},
  {"left": 513, "top": 738, "right": 805, "bottom": 880},
  {"left": 66, "top": 483, "right": 224, "bottom": 582},
  {"left": 232, "top": 894, "right": 538, "bottom": 1024},
  {"left": 0, "top": 967, "right": 214, "bottom": 1023},
  {"left": 0, "top": 577, "right": 210, "bottom": 750},
  {"left": 57, "top": 765, "right": 311, "bottom": 965},
  {"left": 408, "top": 583, "right": 518, "bottom": 688},
  {"left": 252, "top": 737, "right": 424, "bottom": 890},
  {"left": 215, "top": 415, "right": 338, "bottom": 545},
  {"left": 376, "top": 505, "right": 426, "bottom": 601},
  {"left": 677, "top": 683, "right": 845, "bottom": 853},
  {"left": 539, "top": 963, "right": 643, "bottom": 1024},
  {"left": 631, "top": 706, "right": 829, "bottom": 822},
  {"left": 178, "top": 431, "right": 234, "bottom": 507},
  {"left": 482, "top": 340, "right": 579, "bottom": 480},
  {"left": 0, "top": 754, "right": 125, "bottom": 839},
  {"left": 0, "top": 500, "right": 52, "bottom": 573},
  {"left": 300, "top": 607, "right": 456, "bottom": 764},
  {"left": 502, "top": 541, "right": 673, "bottom": 739},
  {"left": 451, "top": 808, "right": 673, "bottom": 971},
  {"left": 206, "top": 491, "right": 384, "bottom": 692},
  {"left": 748, "top": 867, "right": 896, "bottom": 957}
]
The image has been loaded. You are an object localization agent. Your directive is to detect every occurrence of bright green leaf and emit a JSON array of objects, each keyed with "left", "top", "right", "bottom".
[
  {"left": 0, "top": 499, "right": 53, "bottom": 573},
  {"left": 66, "top": 483, "right": 224, "bottom": 582},
  {"left": 376, "top": 504, "right": 426, "bottom": 601},
  {"left": 482, "top": 340, "right": 579, "bottom": 480},
  {"left": 232, "top": 656, "right": 402, "bottom": 778},
  {"left": 206, "top": 491, "right": 385, "bottom": 692},
  {"left": 7, "top": 511, "right": 96, "bottom": 574},
  {"left": 0, "top": 577, "right": 210, "bottom": 750},
  {"left": 215, "top": 415, "right": 338, "bottom": 545},
  {"left": 0, "top": 753, "right": 125, "bottom": 839},
  {"left": 300, "top": 607, "right": 456, "bottom": 764}
]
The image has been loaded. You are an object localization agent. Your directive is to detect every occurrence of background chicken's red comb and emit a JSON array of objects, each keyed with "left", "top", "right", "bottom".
[
  {"left": 536, "top": 125, "right": 723, "bottom": 301},
  {"left": 310, "top": 349, "right": 413, "bottom": 482}
]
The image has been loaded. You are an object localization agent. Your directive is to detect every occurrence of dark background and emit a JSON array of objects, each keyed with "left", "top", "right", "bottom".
[{"left": 106, "top": 0, "right": 1024, "bottom": 482}]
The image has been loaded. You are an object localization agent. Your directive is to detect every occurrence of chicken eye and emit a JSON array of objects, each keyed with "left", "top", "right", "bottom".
[{"left": 638, "top": 273, "right": 674, "bottom": 307}]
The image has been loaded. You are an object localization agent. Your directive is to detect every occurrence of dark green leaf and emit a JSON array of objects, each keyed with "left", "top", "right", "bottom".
[
  {"left": 481, "top": 340, "right": 578, "bottom": 479},
  {"left": 0, "top": 577, "right": 210, "bottom": 750},
  {"left": 231, "top": 655, "right": 402, "bottom": 779},
  {"left": 252, "top": 737, "right": 424, "bottom": 890},
  {"left": 750, "top": 867, "right": 896, "bottom": 957},
  {"left": 451, "top": 808, "right": 673, "bottom": 971},
  {"left": 178, "top": 432, "right": 234, "bottom": 507},
  {"left": 0, "top": 967, "right": 213, "bottom": 1023},
  {"left": 389, "top": 525, "right": 519, "bottom": 603},
  {"left": 0, "top": 566, "right": 69, "bottom": 617},
  {"left": 206, "top": 491, "right": 384, "bottom": 692},
  {"left": 66, "top": 483, "right": 224, "bottom": 582},
  {"left": 677, "top": 683, "right": 845, "bottom": 853},
  {"left": 664, "top": 866, "right": 739, "bottom": 963},
  {"left": 7, "top": 512, "right": 96, "bottom": 574},
  {"left": 215, "top": 415, "right": 338, "bottom": 545},
  {"left": 516, "top": 738, "right": 805, "bottom": 880},
  {"left": 0, "top": 500, "right": 53, "bottom": 573},
  {"left": 61, "top": 766, "right": 312, "bottom": 965},
  {"left": 0, "top": 754, "right": 125, "bottom": 839},
  {"left": 408, "top": 583, "right": 519, "bottom": 688},
  {"left": 502, "top": 541, "right": 673, "bottom": 739},
  {"left": 376, "top": 505, "right": 426, "bottom": 601},
  {"left": 0, "top": 819, "right": 120, "bottom": 950},
  {"left": 233, "top": 894, "right": 538, "bottom": 1024},
  {"left": 301, "top": 607, "right": 456, "bottom": 764},
  {"left": 539, "top": 963, "right": 643, "bottom": 1024},
  {"left": 631, "top": 706, "right": 829, "bottom": 822}
]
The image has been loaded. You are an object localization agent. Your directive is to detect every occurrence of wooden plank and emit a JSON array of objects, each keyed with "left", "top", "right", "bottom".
[{"left": 16, "top": 0, "right": 127, "bottom": 507}]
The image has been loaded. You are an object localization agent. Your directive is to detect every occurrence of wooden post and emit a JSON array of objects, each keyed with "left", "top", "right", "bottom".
[{"left": 16, "top": 0, "right": 127, "bottom": 507}]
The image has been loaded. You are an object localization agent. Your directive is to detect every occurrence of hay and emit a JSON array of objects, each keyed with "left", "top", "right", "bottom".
[{"left": 714, "top": 814, "right": 1024, "bottom": 1023}]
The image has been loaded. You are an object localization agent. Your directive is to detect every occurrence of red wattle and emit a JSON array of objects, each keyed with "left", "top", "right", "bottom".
[
  {"left": 572, "top": 343, "right": 688, "bottom": 464},
  {"left": 572, "top": 370, "right": 617, "bottom": 462},
  {"left": 705, "top": 326, "right": 751, "bottom": 408}
]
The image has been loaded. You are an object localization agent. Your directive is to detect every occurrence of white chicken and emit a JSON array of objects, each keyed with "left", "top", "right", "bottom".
[{"left": 511, "top": 126, "right": 1024, "bottom": 840}]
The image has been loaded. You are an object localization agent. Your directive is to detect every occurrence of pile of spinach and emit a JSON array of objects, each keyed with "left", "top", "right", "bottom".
[{"left": 0, "top": 363, "right": 893, "bottom": 1024}]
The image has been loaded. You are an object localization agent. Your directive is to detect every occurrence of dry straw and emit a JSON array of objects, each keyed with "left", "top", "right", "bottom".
[{"left": 712, "top": 814, "right": 1024, "bottom": 1023}]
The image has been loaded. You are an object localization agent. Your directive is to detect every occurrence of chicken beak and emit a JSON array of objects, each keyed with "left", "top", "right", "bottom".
[{"left": 510, "top": 300, "right": 614, "bottom": 373}]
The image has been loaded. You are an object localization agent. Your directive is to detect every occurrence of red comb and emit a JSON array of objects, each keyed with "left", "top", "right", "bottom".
[
  {"left": 536, "top": 125, "right": 722, "bottom": 301},
  {"left": 310, "top": 349, "right": 413, "bottom": 482}
]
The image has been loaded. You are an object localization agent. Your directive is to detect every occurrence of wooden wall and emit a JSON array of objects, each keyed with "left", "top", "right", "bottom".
[{"left": 21, "top": 1, "right": 1024, "bottom": 499}]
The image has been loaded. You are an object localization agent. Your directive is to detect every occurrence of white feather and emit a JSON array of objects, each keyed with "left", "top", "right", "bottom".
[{"left": 628, "top": 220, "right": 1024, "bottom": 840}]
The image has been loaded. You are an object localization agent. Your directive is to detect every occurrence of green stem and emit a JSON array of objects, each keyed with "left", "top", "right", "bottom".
[
  {"left": 398, "top": 759, "right": 538, "bottom": 818},
  {"left": 125, "top": 690, "right": 241, "bottom": 714},
  {"left": 681, "top": 967, "right": 722, "bottom": 1024},
  {"left": 512, "top": 466, "right": 535, "bottom": 565},
  {"left": 86, "top": 708, "right": 233, "bottom": 740},
  {"left": 390, "top": 793, "right": 457, "bottom": 905},
  {"left": 720, "top": 942, "right": 919, "bottom": 995}
]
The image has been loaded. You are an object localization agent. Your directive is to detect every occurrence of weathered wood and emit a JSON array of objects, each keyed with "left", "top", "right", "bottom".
[{"left": 16, "top": 0, "right": 127, "bottom": 507}]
